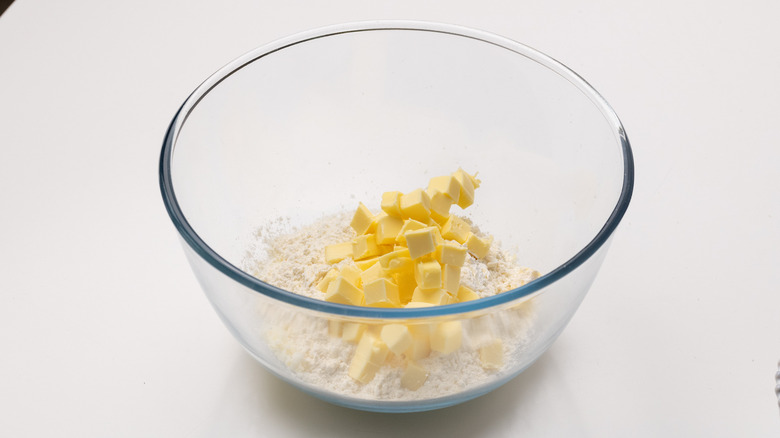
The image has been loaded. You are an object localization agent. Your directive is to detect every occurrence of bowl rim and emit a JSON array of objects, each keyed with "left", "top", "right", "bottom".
[{"left": 159, "top": 20, "right": 635, "bottom": 319}]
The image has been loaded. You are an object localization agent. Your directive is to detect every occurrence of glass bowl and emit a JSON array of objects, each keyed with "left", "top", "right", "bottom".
[{"left": 159, "top": 21, "right": 633, "bottom": 412}]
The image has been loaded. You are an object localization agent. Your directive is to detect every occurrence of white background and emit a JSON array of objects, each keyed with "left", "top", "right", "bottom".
[{"left": 1, "top": 0, "right": 778, "bottom": 436}]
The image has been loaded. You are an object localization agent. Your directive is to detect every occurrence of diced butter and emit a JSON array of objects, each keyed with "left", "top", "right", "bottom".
[
  {"left": 465, "top": 233, "right": 491, "bottom": 259},
  {"left": 380, "top": 324, "right": 413, "bottom": 355},
  {"left": 479, "top": 339, "right": 504, "bottom": 369},
  {"left": 404, "top": 227, "right": 437, "bottom": 259},
  {"left": 404, "top": 301, "right": 434, "bottom": 308},
  {"left": 355, "top": 257, "right": 379, "bottom": 270},
  {"left": 363, "top": 278, "right": 400, "bottom": 307},
  {"left": 324, "top": 241, "right": 353, "bottom": 264},
  {"left": 431, "top": 320, "right": 462, "bottom": 354},
  {"left": 368, "top": 211, "right": 386, "bottom": 234},
  {"left": 436, "top": 243, "right": 467, "bottom": 267},
  {"left": 324, "top": 276, "right": 364, "bottom": 306},
  {"left": 327, "top": 320, "right": 342, "bottom": 337},
  {"left": 426, "top": 189, "right": 454, "bottom": 224},
  {"left": 400, "top": 188, "right": 431, "bottom": 223},
  {"left": 375, "top": 215, "right": 404, "bottom": 245},
  {"left": 427, "top": 175, "right": 461, "bottom": 202},
  {"left": 377, "top": 244, "right": 395, "bottom": 255},
  {"left": 452, "top": 168, "right": 477, "bottom": 209},
  {"left": 340, "top": 264, "right": 362, "bottom": 287},
  {"left": 411, "top": 287, "right": 447, "bottom": 305},
  {"left": 414, "top": 260, "right": 442, "bottom": 290},
  {"left": 393, "top": 270, "right": 417, "bottom": 304},
  {"left": 348, "top": 333, "right": 389, "bottom": 384},
  {"left": 405, "top": 324, "right": 432, "bottom": 360},
  {"left": 400, "top": 361, "right": 428, "bottom": 391},
  {"left": 456, "top": 284, "right": 479, "bottom": 302},
  {"left": 350, "top": 202, "right": 375, "bottom": 235},
  {"left": 378, "top": 248, "right": 410, "bottom": 269},
  {"left": 440, "top": 215, "right": 471, "bottom": 244},
  {"left": 360, "top": 262, "right": 384, "bottom": 285},
  {"left": 316, "top": 269, "right": 339, "bottom": 293},
  {"left": 341, "top": 322, "right": 366, "bottom": 343},
  {"left": 381, "top": 191, "right": 403, "bottom": 218},
  {"left": 442, "top": 264, "right": 461, "bottom": 294},
  {"left": 352, "top": 234, "right": 380, "bottom": 260},
  {"left": 395, "top": 219, "right": 427, "bottom": 246}
]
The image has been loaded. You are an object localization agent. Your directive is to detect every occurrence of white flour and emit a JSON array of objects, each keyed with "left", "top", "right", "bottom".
[{"left": 243, "top": 212, "right": 540, "bottom": 401}]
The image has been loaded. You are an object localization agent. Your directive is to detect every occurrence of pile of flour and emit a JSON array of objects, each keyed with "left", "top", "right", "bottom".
[{"left": 242, "top": 212, "right": 540, "bottom": 401}]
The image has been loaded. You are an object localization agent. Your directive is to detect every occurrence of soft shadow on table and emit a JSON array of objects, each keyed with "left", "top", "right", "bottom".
[{"left": 207, "top": 345, "right": 572, "bottom": 438}]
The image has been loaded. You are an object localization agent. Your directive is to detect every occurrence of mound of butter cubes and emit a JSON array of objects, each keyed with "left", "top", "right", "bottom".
[{"left": 318, "top": 168, "right": 501, "bottom": 389}]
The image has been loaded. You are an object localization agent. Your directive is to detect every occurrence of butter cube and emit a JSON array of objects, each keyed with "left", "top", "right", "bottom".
[
  {"left": 341, "top": 322, "right": 366, "bottom": 343},
  {"left": 411, "top": 287, "right": 447, "bottom": 305},
  {"left": 457, "top": 284, "right": 479, "bottom": 302},
  {"left": 404, "top": 301, "right": 434, "bottom": 308},
  {"left": 324, "top": 277, "right": 364, "bottom": 306},
  {"left": 405, "top": 324, "right": 432, "bottom": 360},
  {"left": 428, "top": 174, "right": 461, "bottom": 201},
  {"left": 380, "top": 324, "right": 413, "bottom": 355},
  {"left": 426, "top": 189, "right": 454, "bottom": 224},
  {"left": 316, "top": 269, "right": 339, "bottom": 293},
  {"left": 400, "top": 361, "right": 428, "bottom": 391},
  {"left": 404, "top": 227, "right": 437, "bottom": 259},
  {"left": 375, "top": 215, "right": 404, "bottom": 245},
  {"left": 324, "top": 241, "right": 353, "bottom": 264},
  {"left": 352, "top": 234, "right": 380, "bottom": 260},
  {"left": 452, "top": 168, "right": 477, "bottom": 209},
  {"left": 431, "top": 320, "right": 462, "bottom": 354},
  {"left": 436, "top": 243, "right": 467, "bottom": 267},
  {"left": 350, "top": 202, "right": 375, "bottom": 235},
  {"left": 355, "top": 257, "right": 379, "bottom": 270},
  {"left": 381, "top": 191, "right": 403, "bottom": 218},
  {"left": 442, "top": 264, "right": 461, "bottom": 294},
  {"left": 363, "top": 278, "right": 400, "bottom": 307},
  {"left": 441, "top": 292, "right": 459, "bottom": 305},
  {"left": 440, "top": 215, "right": 471, "bottom": 244},
  {"left": 327, "top": 320, "right": 342, "bottom": 337},
  {"left": 360, "top": 262, "right": 384, "bottom": 285},
  {"left": 400, "top": 188, "right": 431, "bottom": 223},
  {"left": 395, "top": 219, "right": 427, "bottom": 246},
  {"left": 465, "top": 233, "right": 491, "bottom": 259},
  {"left": 340, "top": 264, "right": 362, "bottom": 287},
  {"left": 414, "top": 260, "right": 442, "bottom": 290},
  {"left": 378, "top": 248, "right": 410, "bottom": 269},
  {"left": 479, "top": 339, "right": 504, "bottom": 369},
  {"left": 348, "top": 333, "right": 389, "bottom": 384},
  {"left": 393, "top": 270, "right": 417, "bottom": 304}
]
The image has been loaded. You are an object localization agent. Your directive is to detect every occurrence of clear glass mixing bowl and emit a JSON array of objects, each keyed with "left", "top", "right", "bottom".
[{"left": 159, "top": 21, "right": 633, "bottom": 412}]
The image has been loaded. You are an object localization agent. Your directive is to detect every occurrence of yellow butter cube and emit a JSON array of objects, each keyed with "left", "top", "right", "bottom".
[
  {"left": 340, "top": 264, "right": 362, "bottom": 287},
  {"left": 436, "top": 243, "right": 467, "bottom": 267},
  {"left": 341, "top": 322, "right": 366, "bottom": 343},
  {"left": 465, "top": 232, "right": 491, "bottom": 259},
  {"left": 324, "top": 241, "right": 353, "bottom": 264},
  {"left": 393, "top": 270, "right": 417, "bottom": 304},
  {"left": 381, "top": 191, "right": 403, "bottom": 218},
  {"left": 352, "top": 234, "right": 380, "bottom": 260},
  {"left": 355, "top": 257, "right": 379, "bottom": 270},
  {"left": 404, "top": 301, "right": 434, "bottom": 309},
  {"left": 440, "top": 215, "right": 471, "bottom": 244},
  {"left": 427, "top": 174, "right": 461, "bottom": 202},
  {"left": 378, "top": 248, "right": 410, "bottom": 268},
  {"left": 405, "top": 324, "right": 432, "bottom": 360},
  {"left": 452, "top": 168, "right": 478, "bottom": 209},
  {"left": 327, "top": 320, "right": 342, "bottom": 337},
  {"left": 414, "top": 260, "right": 442, "bottom": 290},
  {"left": 400, "top": 188, "right": 431, "bottom": 223},
  {"left": 426, "top": 189, "right": 454, "bottom": 224},
  {"left": 316, "top": 269, "right": 339, "bottom": 293},
  {"left": 441, "top": 292, "right": 459, "bottom": 305},
  {"left": 324, "top": 277, "right": 364, "bottom": 306},
  {"left": 400, "top": 361, "right": 428, "bottom": 391},
  {"left": 395, "top": 219, "right": 427, "bottom": 246},
  {"left": 404, "top": 227, "right": 437, "bottom": 259},
  {"left": 360, "top": 262, "right": 384, "bottom": 285},
  {"left": 457, "top": 284, "right": 479, "bottom": 302},
  {"left": 479, "top": 339, "right": 504, "bottom": 370},
  {"left": 431, "top": 320, "right": 462, "bottom": 354},
  {"left": 350, "top": 202, "right": 375, "bottom": 235},
  {"left": 380, "top": 324, "right": 413, "bottom": 355},
  {"left": 411, "top": 287, "right": 447, "bottom": 305},
  {"left": 363, "top": 278, "right": 400, "bottom": 307},
  {"left": 375, "top": 215, "right": 404, "bottom": 245},
  {"left": 348, "top": 332, "right": 389, "bottom": 384},
  {"left": 377, "top": 244, "right": 395, "bottom": 255},
  {"left": 442, "top": 264, "right": 461, "bottom": 294}
]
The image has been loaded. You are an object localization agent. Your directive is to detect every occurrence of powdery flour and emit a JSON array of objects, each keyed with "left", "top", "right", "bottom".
[{"left": 242, "top": 212, "right": 540, "bottom": 401}]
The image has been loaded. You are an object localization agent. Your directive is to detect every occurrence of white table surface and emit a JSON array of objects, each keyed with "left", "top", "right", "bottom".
[{"left": 1, "top": 1, "right": 778, "bottom": 436}]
